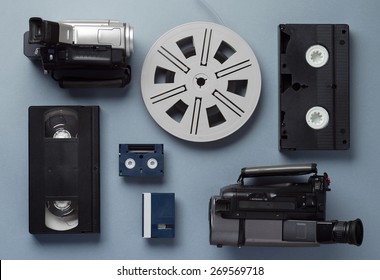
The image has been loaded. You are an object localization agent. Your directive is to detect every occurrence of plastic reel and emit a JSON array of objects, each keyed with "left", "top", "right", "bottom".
[{"left": 141, "top": 22, "right": 261, "bottom": 142}]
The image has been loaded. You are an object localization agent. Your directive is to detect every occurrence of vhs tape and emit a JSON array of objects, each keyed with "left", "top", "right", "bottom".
[
  {"left": 29, "top": 106, "right": 100, "bottom": 233},
  {"left": 279, "top": 24, "right": 349, "bottom": 150}
]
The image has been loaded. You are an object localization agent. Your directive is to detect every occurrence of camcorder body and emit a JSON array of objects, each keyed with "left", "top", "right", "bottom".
[
  {"left": 23, "top": 17, "right": 133, "bottom": 88},
  {"left": 209, "top": 163, "right": 363, "bottom": 247}
]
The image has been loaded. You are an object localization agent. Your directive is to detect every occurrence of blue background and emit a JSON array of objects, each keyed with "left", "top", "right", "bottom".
[{"left": 0, "top": 0, "right": 379, "bottom": 259}]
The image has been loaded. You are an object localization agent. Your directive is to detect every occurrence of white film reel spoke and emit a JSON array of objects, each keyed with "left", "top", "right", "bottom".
[
  {"left": 211, "top": 89, "right": 246, "bottom": 119},
  {"left": 150, "top": 84, "right": 188, "bottom": 105},
  {"left": 211, "top": 61, "right": 257, "bottom": 126},
  {"left": 157, "top": 45, "right": 191, "bottom": 74}
]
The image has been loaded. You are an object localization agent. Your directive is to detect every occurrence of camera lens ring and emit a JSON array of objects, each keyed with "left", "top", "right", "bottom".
[
  {"left": 333, "top": 219, "right": 363, "bottom": 246},
  {"left": 348, "top": 219, "right": 363, "bottom": 246}
]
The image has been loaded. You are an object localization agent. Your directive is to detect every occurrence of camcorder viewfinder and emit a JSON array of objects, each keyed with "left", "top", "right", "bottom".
[
  {"left": 209, "top": 163, "right": 363, "bottom": 247},
  {"left": 24, "top": 17, "right": 133, "bottom": 88}
]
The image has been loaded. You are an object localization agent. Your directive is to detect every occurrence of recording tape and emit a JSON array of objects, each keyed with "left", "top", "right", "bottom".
[
  {"left": 43, "top": 108, "right": 79, "bottom": 231},
  {"left": 119, "top": 144, "right": 164, "bottom": 177},
  {"left": 279, "top": 24, "right": 350, "bottom": 150},
  {"left": 45, "top": 201, "right": 78, "bottom": 231},
  {"left": 44, "top": 108, "right": 79, "bottom": 138},
  {"left": 141, "top": 22, "right": 261, "bottom": 142}
]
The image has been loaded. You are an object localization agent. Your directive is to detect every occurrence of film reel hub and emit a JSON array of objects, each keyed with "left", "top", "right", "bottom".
[
  {"left": 192, "top": 72, "right": 211, "bottom": 91},
  {"left": 141, "top": 22, "right": 261, "bottom": 142}
]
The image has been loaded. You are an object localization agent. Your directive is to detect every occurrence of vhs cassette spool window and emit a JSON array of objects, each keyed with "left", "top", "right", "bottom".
[
  {"left": 29, "top": 106, "right": 100, "bottom": 234},
  {"left": 44, "top": 109, "right": 79, "bottom": 231}
]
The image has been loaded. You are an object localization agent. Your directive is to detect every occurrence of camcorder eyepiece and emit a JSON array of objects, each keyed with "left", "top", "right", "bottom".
[
  {"left": 24, "top": 17, "right": 133, "bottom": 88},
  {"left": 209, "top": 163, "right": 363, "bottom": 247},
  {"left": 29, "top": 17, "right": 59, "bottom": 44}
]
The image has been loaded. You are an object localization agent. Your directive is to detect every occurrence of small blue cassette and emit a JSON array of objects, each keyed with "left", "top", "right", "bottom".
[
  {"left": 119, "top": 144, "right": 164, "bottom": 177},
  {"left": 142, "top": 193, "right": 175, "bottom": 238}
]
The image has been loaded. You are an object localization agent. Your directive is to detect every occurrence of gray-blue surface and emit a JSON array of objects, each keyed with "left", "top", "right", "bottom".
[{"left": 0, "top": 0, "right": 379, "bottom": 259}]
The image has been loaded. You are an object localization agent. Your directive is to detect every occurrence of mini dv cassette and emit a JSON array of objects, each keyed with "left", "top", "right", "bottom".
[
  {"left": 142, "top": 193, "right": 175, "bottom": 238},
  {"left": 119, "top": 144, "right": 164, "bottom": 177}
]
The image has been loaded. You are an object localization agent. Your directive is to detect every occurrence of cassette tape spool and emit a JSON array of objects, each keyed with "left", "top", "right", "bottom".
[
  {"left": 279, "top": 24, "right": 349, "bottom": 150},
  {"left": 29, "top": 106, "right": 100, "bottom": 233},
  {"left": 119, "top": 144, "right": 164, "bottom": 177},
  {"left": 141, "top": 22, "right": 261, "bottom": 142}
]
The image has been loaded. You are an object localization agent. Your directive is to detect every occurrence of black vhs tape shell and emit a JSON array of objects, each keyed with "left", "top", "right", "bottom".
[
  {"left": 279, "top": 24, "right": 349, "bottom": 150},
  {"left": 28, "top": 106, "right": 100, "bottom": 234}
]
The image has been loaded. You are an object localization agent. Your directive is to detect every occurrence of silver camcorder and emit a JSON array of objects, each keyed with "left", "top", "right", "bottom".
[
  {"left": 209, "top": 163, "right": 363, "bottom": 247},
  {"left": 24, "top": 17, "right": 133, "bottom": 88}
]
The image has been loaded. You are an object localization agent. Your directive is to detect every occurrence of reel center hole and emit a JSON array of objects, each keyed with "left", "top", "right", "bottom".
[{"left": 196, "top": 77, "right": 206, "bottom": 88}]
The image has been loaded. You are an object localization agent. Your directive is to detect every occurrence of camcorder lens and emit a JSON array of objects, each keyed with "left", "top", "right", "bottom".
[
  {"left": 317, "top": 219, "right": 363, "bottom": 246},
  {"left": 333, "top": 219, "right": 363, "bottom": 246}
]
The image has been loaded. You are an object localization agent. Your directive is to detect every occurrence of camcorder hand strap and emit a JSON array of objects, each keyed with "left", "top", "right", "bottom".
[{"left": 59, "top": 77, "right": 130, "bottom": 88}]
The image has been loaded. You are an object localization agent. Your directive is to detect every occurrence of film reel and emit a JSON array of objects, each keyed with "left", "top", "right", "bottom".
[{"left": 141, "top": 22, "right": 261, "bottom": 142}]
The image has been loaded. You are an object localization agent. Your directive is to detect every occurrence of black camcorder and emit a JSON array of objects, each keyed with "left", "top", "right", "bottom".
[
  {"left": 209, "top": 163, "right": 363, "bottom": 247},
  {"left": 23, "top": 17, "right": 133, "bottom": 88}
]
